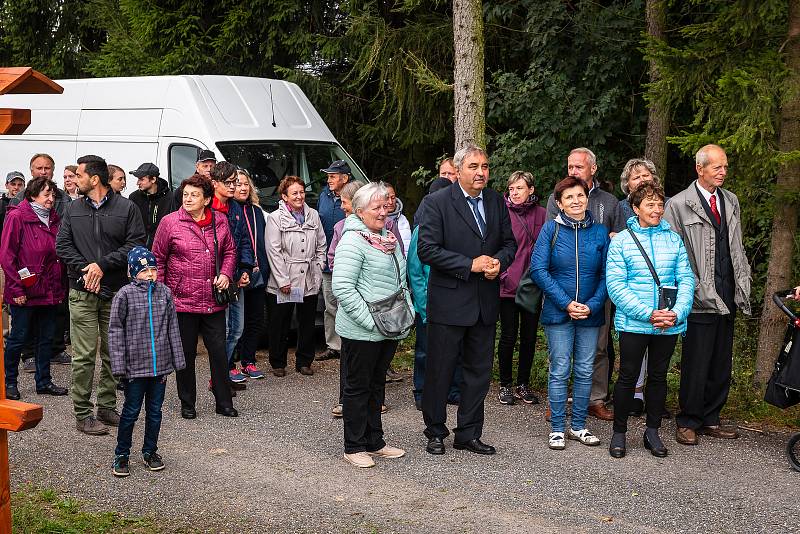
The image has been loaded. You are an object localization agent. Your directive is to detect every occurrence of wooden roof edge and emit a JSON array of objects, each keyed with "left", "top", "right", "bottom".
[{"left": 0, "top": 67, "right": 63, "bottom": 95}]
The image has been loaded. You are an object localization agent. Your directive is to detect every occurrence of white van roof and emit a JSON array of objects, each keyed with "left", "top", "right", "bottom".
[{"left": 0, "top": 75, "right": 338, "bottom": 144}]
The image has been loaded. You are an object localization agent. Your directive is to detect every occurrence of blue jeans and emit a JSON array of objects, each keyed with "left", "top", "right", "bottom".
[
  {"left": 544, "top": 322, "right": 601, "bottom": 433},
  {"left": 412, "top": 315, "right": 462, "bottom": 404},
  {"left": 115, "top": 376, "right": 167, "bottom": 457},
  {"left": 225, "top": 293, "right": 245, "bottom": 366},
  {"left": 5, "top": 305, "right": 55, "bottom": 390}
]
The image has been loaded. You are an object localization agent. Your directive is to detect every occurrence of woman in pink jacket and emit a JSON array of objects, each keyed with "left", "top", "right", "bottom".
[
  {"left": 0, "top": 177, "right": 69, "bottom": 400},
  {"left": 152, "top": 174, "right": 238, "bottom": 419}
]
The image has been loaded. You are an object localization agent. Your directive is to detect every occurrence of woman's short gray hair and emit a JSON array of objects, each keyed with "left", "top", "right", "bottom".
[
  {"left": 352, "top": 181, "right": 388, "bottom": 214},
  {"left": 453, "top": 144, "right": 488, "bottom": 170},
  {"left": 340, "top": 180, "right": 366, "bottom": 201},
  {"left": 620, "top": 158, "right": 659, "bottom": 195}
]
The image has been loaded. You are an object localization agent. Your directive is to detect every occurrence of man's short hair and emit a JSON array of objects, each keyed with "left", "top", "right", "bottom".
[
  {"left": 29, "top": 153, "right": 55, "bottom": 169},
  {"left": 439, "top": 157, "right": 454, "bottom": 169},
  {"left": 453, "top": 144, "right": 488, "bottom": 170},
  {"left": 695, "top": 144, "right": 724, "bottom": 167},
  {"left": 568, "top": 147, "right": 597, "bottom": 167},
  {"left": 77, "top": 155, "right": 109, "bottom": 186},
  {"left": 211, "top": 161, "right": 237, "bottom": 182}
]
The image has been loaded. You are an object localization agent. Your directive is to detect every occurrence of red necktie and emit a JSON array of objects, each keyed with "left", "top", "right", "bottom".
[{"left": 709, "top": 194, "right": 721, "bottom": 225}]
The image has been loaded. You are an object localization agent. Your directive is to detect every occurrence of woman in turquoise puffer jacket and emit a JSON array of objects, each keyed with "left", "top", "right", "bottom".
[{"left": 605, "top": 182, "right": 694, "bottom": 459}]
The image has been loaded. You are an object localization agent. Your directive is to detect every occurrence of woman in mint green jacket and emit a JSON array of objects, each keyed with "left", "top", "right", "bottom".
[
  {"left": 332, "top": 182, "right": 411, "bottom": 469},
  {"left": 605, "top": 182, "right": 694, "bottom": 459}
]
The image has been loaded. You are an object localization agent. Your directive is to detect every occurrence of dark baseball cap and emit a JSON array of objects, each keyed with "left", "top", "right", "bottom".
[
  {"left": 320, "top": 160, "right": 351, "bottom": 175},
  {"left": 197, "top": 149, "right": 217, "bottom": 163},
  {"left": 129, "top": 163, "right": 160, "bottom": 178},
  {"left": 6, "top": 171, "right": 25, "bottom": 184}
]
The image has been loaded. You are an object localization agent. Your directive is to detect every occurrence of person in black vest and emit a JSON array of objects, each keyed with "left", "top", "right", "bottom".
[
  {"left": 417, "top": 144, "right": 517, "bottom": 456},
  {"left": 128, "top": 163, "right": 173, "bottom": 248},
  {"left": 663, "top": 144, "right": 751, "bottom": 446}
]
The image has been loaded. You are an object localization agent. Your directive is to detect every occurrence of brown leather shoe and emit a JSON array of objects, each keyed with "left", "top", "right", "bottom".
[
  {"left": 298, "top": 366, "right": 314, "bottom": 376},
  {"left": 588, "top": 403, "right": 614, "bottom": 421},
  {"left": 675, "top": 426, "right": 698, "bottom": 445},
  {"left": 699, "top": 425, "right": 740, "bottom": 439},
  {"left": 545, "top": 406, "right": 551, "bottom": 422},
  {"left": 272, "top": 368, "right": 286, "bottom": 377}
]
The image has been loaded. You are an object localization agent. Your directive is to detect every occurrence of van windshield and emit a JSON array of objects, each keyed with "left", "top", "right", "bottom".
[{"left": 216, "top": 141, "right": 366, "bottom": 211}]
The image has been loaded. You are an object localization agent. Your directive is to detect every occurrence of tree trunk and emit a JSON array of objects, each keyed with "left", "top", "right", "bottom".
[
  {"left": 452, "top": 0, "right": 485, "bottom": 150},
  {"left": 755, "top": 0, "right": 800, "bottom": 386},
  {"left": 644, "top": 0, "right": 668, "bottom": 178}
]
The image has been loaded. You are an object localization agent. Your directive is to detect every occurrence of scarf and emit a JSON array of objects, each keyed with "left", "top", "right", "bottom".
[
  {"left": 30, "top": 201, "right": 51, "bottom": 226},
  {"left": 286, "top": 202, "right": 305, "bottom": 225},
  {"left": 211, "top": 196, "right": 230, "bottom": 214},
  {"left": 195, "top": 208, "right": 213, "bottom": 228},
  {"left": 358, "top": 230, "right": 397, "bottom": 254}
]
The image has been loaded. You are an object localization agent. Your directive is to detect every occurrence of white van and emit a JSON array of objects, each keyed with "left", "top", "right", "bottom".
[{"left": 0, "top": 75, "right": 367, "bottom": 208}]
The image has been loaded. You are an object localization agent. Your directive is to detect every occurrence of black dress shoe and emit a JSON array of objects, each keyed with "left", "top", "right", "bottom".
[
  {"left": 181, "top": 408, "right": 197, "bottom": 419},
  {"left": 609, "top": 445, "right": 626, "bottom": 458},
  {"left": 5, "top": 384, "right": 20, "bottom": 400},
  {"left": 36, "top": 383, "right": 68, "bottom": 396},
  {"left": 453, "top": 438, "right": 496, "bottom": 455},
  {"left": 426, "top": 436, "right": 445, "bottom": 455},
  {"left": 644, "top": 433, "right": 668, "bottom": 457},
  {"left": 216, "top": 406, "right": 239, "bottom": 417}
]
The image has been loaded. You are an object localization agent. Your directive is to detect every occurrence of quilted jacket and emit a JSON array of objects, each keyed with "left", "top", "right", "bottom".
[
  {"left": 151, "top": 207, "right": 236, "bottom": 314},
  {"left": 606, "top": 217, "right": 695, "bottom": 335},
  {"left": 332, "top": 214, "right": 411, "bottom": 341}
]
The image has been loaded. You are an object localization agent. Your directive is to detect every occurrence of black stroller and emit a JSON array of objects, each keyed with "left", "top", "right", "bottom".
[{"left": 764, "top": 290, "right": 800, "bottom": 472}]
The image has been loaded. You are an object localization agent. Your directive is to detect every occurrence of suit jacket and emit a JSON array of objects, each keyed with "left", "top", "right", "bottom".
[{"left": 418, "top": 183, "right": 517, "bottom": 326}]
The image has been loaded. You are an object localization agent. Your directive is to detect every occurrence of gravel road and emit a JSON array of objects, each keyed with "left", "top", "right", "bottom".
[{"left": 8, "top": 348, "right": 800, "bottom": 533}]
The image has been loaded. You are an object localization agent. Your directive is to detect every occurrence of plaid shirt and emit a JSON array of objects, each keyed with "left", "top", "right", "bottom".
[{"left": 109, "top": 279, "right": 186, "bottom": 379}]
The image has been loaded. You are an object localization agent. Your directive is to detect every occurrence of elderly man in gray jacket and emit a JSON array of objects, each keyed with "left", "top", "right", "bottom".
[{"left": 663, "top": 144, "right": 751, "bottom": 447}]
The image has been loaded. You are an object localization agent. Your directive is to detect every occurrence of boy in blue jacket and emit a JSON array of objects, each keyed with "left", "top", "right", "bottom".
[{"left": 110, "top": 247, "right": 186, "bottom": 477}]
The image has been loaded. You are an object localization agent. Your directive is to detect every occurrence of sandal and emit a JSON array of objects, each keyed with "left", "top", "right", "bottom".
[
  {"left": 548, "top": 432, "right": 566, "bottom": 450},
  {"left": 568, "top": 428, "right": 601, "bottom": 446}
]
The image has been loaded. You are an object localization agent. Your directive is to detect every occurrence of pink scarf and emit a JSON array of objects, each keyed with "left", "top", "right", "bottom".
[{"left": 359, "top": 231, "right": 397, "bottom": 254}]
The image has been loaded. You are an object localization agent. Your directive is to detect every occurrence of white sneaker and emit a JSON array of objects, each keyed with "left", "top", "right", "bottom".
[
  {"left": 548, "top": 432, "right": 566, "bottom": 450},
  {"left": 344, "top": 452, "right": 375, "bottom": 468},
  {"left": 367, "top": 445, "right": 406, "bottom": 459},
  {"left": 568, "top": 428, "right": 601, "bottom": 446}
]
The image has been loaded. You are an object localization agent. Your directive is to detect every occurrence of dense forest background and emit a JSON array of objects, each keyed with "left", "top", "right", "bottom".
[{"left": 1, "top": 0, "right": 798, "bottom": 388}]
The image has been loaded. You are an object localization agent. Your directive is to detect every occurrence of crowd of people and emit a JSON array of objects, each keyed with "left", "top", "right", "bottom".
[{"left": 0, "top": 144, "right": 797, "bottom": 476}]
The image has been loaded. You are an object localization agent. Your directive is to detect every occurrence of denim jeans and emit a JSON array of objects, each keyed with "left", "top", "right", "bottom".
[
  {"left": 225, "top": 293, "right": 245, "bottom": 366},
  {"left": 412, "top": 315, "right": 462, "bottom": 403},
  {"left": 544, "top": 322, "right": 601, "bottom": 433},
  {"left": 5, "top": 304, "right": 55, "bottom": 390},
  {"left": 115, "top": 375, "right": 167, "bottom": 457}
]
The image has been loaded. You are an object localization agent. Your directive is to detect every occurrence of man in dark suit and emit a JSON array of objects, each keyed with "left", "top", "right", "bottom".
[{"left": 418, "top": 144, "right": 517, "bottom": 456}]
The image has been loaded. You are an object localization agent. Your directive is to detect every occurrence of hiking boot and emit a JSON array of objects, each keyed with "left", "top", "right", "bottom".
[
  {"left": 142, "top": 451, "right": 165, "bottom": 471},
  {"left": 97, "top": 407, "right": 120, "bottom": 427},
  {"left": 112, "top": 455, "right": 130, "bottom": 477},
  {"left": 229, "top": 368, "right": 247, "bottom": 383},
  {"left": 498, "top": 386, "right": 516, "bottom": 405},
  {"left": 50, "top": 351, "right": 72, "bottom": 365},
  {"left": 22, "top": 359, "right": 35, "bottom": 373},
  {"left": 77, "top": 416, "right": 109, "bottom": 436},
  {"left": 385, "top": 367, "right": 403, "bottom": 382},
  {"left": 514, "top": 384, "right": 540, "bottom": 405},
  {"left": 241, "top": 363, "right": 264, "bottom": 379}
]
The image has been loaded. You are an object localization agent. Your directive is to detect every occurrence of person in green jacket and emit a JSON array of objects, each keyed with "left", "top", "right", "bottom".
[{"left": 332, "top": 182, "right": 412, "bottom": 469}]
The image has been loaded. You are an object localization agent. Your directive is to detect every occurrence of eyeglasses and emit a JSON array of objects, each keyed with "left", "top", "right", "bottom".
[{"left": 222, "top": 180, "right": 236, "bottom": 187}]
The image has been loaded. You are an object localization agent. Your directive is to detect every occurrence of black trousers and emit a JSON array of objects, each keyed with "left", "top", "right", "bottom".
[
  {"left": 21, "top": 299, "right": 68, "bottom": 359},
  {"left": 341, "top": 337, "right": 397, "bottom": 454},
  {"left": 423, "top": 321, "right": 494, "bottom": 443},
  {"left": 175, "top": 311, "right": 233, "bottom": 412},
  {"left": 497, "top": 297, "right": 539, "bottom": 387},
  {"left": 676, "top": 313, "right": 735, "bottom": 429},
  {"left": 266, "top": 292, "right": 317, "bottom": 370},
  {"left": 613, "top": 332, "right": 678, "bottom": 433},
  {"left": 238, "top": 287, "right": 266, "bottom": 365}
]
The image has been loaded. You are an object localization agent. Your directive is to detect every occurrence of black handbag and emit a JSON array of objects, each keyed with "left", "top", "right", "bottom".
[
  {"left": 514, "top": 219, "right": 555, "bottom": 314},
  {"left": 356, "top": 254, "right": 414, "bottom": 337},
  {"left": 211, "top": 210, "right": 235, "bottom": 306},
  {"left": 628, "top": 230, "right": 677, "bottom": 310},
  {"left": 764, "top": 292, "right": 800, "bottom": 408}
]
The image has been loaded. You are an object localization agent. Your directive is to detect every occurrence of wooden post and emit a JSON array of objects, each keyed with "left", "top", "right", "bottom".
[{"left": 0, "top": 67, "right": 63, "bottom": 533}]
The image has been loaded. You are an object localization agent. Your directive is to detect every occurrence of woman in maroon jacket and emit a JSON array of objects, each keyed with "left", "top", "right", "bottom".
[
  {"left": 152, "top": 174, "right": 238, "bottom": 419},
  {"left": 496, "top": 171, "right": 547, "bottom": 406},
  {"left": 0, "top": 177, "right": 69, "bottom": 400}
]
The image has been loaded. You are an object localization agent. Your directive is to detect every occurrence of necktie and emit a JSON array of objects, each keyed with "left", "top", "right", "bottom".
[
  {"left": 709, "top": 194, "right": 721, "bottom": 225},
  {"left": 467, "top": 196, "right": 486, "bottom": 236}
]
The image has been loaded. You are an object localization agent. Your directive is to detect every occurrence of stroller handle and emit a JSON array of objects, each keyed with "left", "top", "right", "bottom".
[{"left": 773, "top": 290, "right": 800, "bottom": 323}]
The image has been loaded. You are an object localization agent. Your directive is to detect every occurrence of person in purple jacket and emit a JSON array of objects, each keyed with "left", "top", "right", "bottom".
[
  {"left": 110, "top": 247, "right": 186, "bottom": 477},
  {"left": 496, "top": 171, "right": 546, "bottom": 406},
  {"left": 0, "top": 176, "right": 69, "bottom": 401}
]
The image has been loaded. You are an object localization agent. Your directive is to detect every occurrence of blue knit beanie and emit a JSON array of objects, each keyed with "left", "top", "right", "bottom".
[{"left": 128, "top": 246, "right": 157, "bottom": 278}]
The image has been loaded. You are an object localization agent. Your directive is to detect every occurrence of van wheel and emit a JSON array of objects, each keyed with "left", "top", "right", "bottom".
[{"left": 787, "top": 432, "right": 800, "bottom": 472}]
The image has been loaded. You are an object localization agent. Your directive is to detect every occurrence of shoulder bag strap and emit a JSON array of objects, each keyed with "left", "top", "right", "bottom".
[
  {"left": 211, "top": 209, "right": 221, "bottom": 278},
  {"left": 243, "top": 204, "right": 259, "bottom": 270},
  {"left": 628, "top": 229, "right": 661, "bottom": 286}
]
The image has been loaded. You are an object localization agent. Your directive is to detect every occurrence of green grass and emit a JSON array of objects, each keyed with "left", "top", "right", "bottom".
[
  {"left": 393, "top": 317, "right": 800, "bottom": 429},
  {"left": 12, "top": 485, "right": 162, "bottom": 534}
]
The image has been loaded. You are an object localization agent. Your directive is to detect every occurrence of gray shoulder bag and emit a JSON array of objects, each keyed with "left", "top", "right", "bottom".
[{"left": 356, "top": 253, "right": 414, "bottom": 337}]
